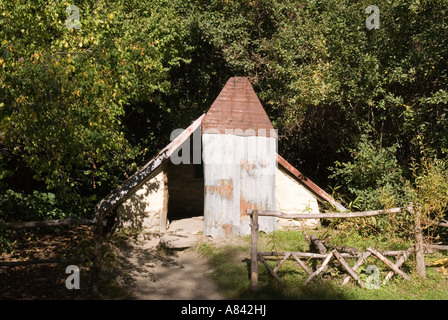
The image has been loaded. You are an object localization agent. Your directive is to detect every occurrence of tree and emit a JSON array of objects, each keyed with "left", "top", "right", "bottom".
[
  {"left": 0, "top": 0, "right": 194, "bottom": 219},
  {"left": 192, "top": 0, "right": 448, "bottom": 187},
  {"left": 1, "top": 0, "right": 447, "bottom": 225}
]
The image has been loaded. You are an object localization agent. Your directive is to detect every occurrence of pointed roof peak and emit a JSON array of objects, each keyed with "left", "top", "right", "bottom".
[{"left": 202, "top": 77, "right": 276, "bottom": 137}]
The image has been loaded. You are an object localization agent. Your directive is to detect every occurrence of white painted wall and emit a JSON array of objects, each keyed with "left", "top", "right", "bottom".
[
  {"left": 275, "top": 167, "right": 320, "bottom": 228},
  {"left": 115, "top": 168, "right": 165, "bottom": 231}
]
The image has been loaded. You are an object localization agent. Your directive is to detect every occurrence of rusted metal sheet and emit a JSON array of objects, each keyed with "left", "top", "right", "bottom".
[
  {"left": 204, "top": 179, "right": 233, "bottom": 201},
  {"left": 202, "top": 77, "right": 277, "bottom": 138},
  {"left": 203, "top": 134, "right": 277, "bottom": 238}
]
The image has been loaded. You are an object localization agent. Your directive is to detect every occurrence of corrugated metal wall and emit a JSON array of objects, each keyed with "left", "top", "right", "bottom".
[{"left": 203, "top": 133, "right": 277, "bottom": 237}]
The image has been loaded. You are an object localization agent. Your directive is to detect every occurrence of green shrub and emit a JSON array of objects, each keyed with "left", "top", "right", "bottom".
[
  {"left": 329, "top": 135, "right": 448, "bottom": 242},
  {"left": 330, "top": 135, "right": 412, "bottom": 212},
  {"left": 0, "top": 189, "right": 67, "bottom": 222},
  {"left": 0, "top": 189, "right": 70, "bottom": 253}
]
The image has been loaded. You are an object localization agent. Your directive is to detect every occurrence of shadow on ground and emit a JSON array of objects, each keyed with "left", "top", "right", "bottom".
[
  {"left": 200, "top": 244, "right": 351, "bottom": 300},
  {"left": 112, "top": 233, "right": 223, "bottom": 300}
]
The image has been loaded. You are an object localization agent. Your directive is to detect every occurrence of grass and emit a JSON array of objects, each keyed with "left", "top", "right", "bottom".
[{"left": 193, "top": 227, "right": 448, "bottom": 300}]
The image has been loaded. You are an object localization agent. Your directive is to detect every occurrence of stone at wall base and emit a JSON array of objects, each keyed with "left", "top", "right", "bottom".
[{"left": 157, "top": 233, "right": 198, "bottom": 250}]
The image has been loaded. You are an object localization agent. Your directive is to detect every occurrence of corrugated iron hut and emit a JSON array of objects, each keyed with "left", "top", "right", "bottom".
[
  {"left": 201, "top": 77, "right": 278, "bottom": 237},
  {"left": 95, "top": 77, "right": 345, "bottom": 237}
]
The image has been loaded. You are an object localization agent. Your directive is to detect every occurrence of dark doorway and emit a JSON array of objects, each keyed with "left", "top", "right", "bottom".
[
  {"left": 166, "top": 127, "right": 204, "bottom": 222},
  {"left": 166, "top": 161, "right": 204, "bottom": 221}
]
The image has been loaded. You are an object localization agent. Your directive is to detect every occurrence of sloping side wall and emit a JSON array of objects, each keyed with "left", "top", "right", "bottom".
[
  {"left": 202, "top": 133, "right": 277, "bottom": 238},
  {"left": 275, "top": 167, "right": 320, "bottom": 228},
  {"left": 115, "top": 165, "right": 167, "bottom": 231}
]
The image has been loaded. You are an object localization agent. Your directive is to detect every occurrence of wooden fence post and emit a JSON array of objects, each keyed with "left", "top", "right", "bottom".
[
  {"left": 250, "top": 210, "right": 259, "bottom": 291},
  {"left": 408, "top": 203, "right": 426, "bottom": 279},
  {"left": 91, "top": 210, "right": 103, "bottom": 296}
]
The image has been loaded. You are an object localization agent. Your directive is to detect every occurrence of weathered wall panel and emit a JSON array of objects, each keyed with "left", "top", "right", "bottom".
[
  {"left": 203, "top": 134, "right": 277, "bottom": 238},
  {"left": 115, "top": 166, "right": 166, "bottom": 231},
  {"left": 275, "top": 167, "right": 320, "bottom": 228}
]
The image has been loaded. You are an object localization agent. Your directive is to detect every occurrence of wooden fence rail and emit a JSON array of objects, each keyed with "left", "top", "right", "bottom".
[
  {"left": 4, "top": 217, "right": 98, "bottom": 229},
  {"left": 0, "top": 258, "right": 85, "bottom": 267},
  {"left": 247, "top": 207, "right": 431, "bottom": 290},
  {"left": 1, "top": 215, "right": 104, "bottom": 295},
  {"left": 247, "top": 207, "right": 402, "bottom": 220}
]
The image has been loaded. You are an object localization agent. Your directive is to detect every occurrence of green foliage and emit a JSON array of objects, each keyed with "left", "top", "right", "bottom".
[
  {"left": 0, "top": 0, "right": 195, "bottom": 219},
  {"left": 0, "top": 189, "right": 66, "bottom": 222},
  {"left": 0, "top": 189, "right": 69, "bottom": 253},
  {"left": 330, "top": 135, "right": 412, "bottom": 211},
  {"left": 0, "top": 0, "right": 447, "bottom": 233},
  {"left": 329, "top": 140, "right": 448, "bottom": 240},
  {"left": 407, "top": 155, "right": 448, "bottom": 239},
  {"left": 189, "top": 0, "right": 448, "bottom": 187}
]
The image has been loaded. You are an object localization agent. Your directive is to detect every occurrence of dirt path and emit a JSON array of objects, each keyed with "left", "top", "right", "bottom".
[{"left": 115, "top": 217, "right": 224, "bottom": 300}]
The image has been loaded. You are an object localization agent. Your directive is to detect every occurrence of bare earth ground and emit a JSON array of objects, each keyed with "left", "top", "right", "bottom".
[
  {"left": 0, "top": 226, "right": 93, "bottom": 299},
  {"left": 115, "top": 217, "right": 224, "bottom": 300},
  {"left": 114, "top": 216, "right": 303, "bottom": 300},
  {"left": 0, "top": 217, "right": 226, "bottom": 300}
]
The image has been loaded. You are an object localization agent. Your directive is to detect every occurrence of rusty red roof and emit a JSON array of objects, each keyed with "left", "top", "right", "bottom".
[{"left": 202, "top": 77, "right": 277, "bottom": 137}]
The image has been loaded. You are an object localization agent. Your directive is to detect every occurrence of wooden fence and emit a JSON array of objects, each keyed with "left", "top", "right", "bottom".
[
  {"left": 1, "top": 215, "right": 104, "bottom": 295},
  {"left": 247, "top": 207, "right": 441, "bottom": 290},
  {"left": 4, "top": 217, "right": 97, "bottom": 229}
]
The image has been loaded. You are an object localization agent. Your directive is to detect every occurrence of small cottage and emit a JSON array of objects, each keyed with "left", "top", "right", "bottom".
[{"left": 95, "top": 77, "right": 345, "bottom": 237}]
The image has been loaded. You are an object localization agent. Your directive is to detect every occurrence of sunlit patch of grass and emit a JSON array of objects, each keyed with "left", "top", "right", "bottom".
[{"left": 193, "top": 227, "right": 448, "bottom": 300}]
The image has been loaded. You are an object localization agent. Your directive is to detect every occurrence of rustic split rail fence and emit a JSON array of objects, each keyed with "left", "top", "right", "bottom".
[{"left": 247, "top": 206, "right": 440, "bottom": 290}]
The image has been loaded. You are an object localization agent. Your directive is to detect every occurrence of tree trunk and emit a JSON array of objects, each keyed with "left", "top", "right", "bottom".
[{"left": 90, "top": 211, "right": 103, "bottom": 296}]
